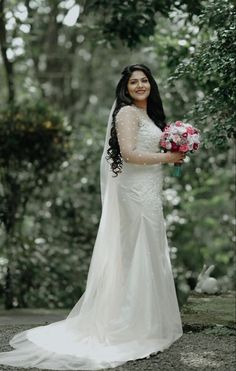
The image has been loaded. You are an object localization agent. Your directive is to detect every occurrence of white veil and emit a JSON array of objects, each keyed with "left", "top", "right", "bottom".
[
  {"left": 100, "top": 99, "right": 117, "bottom": 204},
  {"left": 65, "top": 100, "right": 122, "bottom": 335}
]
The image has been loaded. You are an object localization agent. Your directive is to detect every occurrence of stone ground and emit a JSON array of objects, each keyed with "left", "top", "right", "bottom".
[{"left": 0, "top": 292, "right": 235, "bottom": 371}]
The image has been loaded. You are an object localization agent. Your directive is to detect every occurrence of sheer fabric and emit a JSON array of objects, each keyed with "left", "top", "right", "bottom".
[
  {"left": 0, "top": 104, "right": 183, "bottom": 370},
  {"left": 116, "top": 105, "right": 167, "bottom": 164}
]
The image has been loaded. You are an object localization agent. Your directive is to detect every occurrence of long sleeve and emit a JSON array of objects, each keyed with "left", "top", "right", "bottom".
[{"left": 115, "top": 106, "right": 167, "bottom": 165}]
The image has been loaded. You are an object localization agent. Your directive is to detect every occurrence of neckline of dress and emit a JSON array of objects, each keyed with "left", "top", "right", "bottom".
[
  {"left": 132, "top": 105, "right": 158, "bottom": 128},
  {"left": 132, "top": 105, "right": 147, "bottom": 113}
]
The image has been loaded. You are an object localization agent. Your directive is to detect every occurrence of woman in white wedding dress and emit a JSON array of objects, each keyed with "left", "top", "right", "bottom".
[{"left": 0, "top": 64, "right": 184, "bottom": 370}]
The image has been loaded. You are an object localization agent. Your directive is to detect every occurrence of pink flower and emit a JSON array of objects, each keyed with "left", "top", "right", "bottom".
[
  {"left": 179, "top": 144, "right": 189, "bottom": 152},
  {"left": 160, "top": 120, "right": 201, "bottom": 158},
  {"left": 187, "top": 127, "right": 195, "bottom": 134},
  {"left": 175, "top": 121, "right": 183, "bottom": 127}
]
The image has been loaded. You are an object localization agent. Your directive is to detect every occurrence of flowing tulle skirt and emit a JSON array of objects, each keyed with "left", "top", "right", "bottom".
[{"left": 0, "top": 164, "right": 183, "bottom": 370}]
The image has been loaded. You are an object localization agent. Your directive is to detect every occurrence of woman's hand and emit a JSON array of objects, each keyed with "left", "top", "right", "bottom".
[{"left": 165, "top": 152, "right": 186, "bottom": 164}]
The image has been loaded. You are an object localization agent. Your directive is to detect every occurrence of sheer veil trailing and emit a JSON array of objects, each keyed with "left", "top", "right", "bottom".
[
  {"left": 65, "top": 99, "right": 123, "bottom": 332},
  {"left": 100, "top": 99, "right": 117, "bottom": 203}
]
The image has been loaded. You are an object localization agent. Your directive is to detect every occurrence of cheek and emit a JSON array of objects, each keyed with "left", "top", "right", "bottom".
[{"left": 127, "top": 85, "right": 135, "bottom": 95}]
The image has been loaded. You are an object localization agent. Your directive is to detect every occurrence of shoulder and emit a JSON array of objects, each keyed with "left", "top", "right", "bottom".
[
  {"left": 117, "top": 105, "right": 137, "bottom": 114},
  {"left": 116, "top": 105, "right": 139, "bottom": 122}
]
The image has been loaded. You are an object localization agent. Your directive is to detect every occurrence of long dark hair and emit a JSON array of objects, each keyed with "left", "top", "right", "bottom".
[{"left": 106, "top": 64, "right": 166, "bottom": 176}]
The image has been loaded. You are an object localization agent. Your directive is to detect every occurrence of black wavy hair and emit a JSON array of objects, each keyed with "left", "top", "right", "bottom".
[{"left": 106, "top": 64, "right": 166, "bottom": 176}]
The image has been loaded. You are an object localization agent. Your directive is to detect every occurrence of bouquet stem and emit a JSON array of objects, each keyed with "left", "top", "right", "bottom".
[{"left": 173, "top": 163, "right": 182, "bottom": 177}]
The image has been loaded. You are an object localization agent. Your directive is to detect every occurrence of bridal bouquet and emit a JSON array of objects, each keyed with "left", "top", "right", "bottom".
[{"left": 160, "top": 121, "right": 201, "bottom": 176}]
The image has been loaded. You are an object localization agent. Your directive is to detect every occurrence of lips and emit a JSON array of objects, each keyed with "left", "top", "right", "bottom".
[{"left": 136, "top": 90, "right": 146, "bottom": 93}]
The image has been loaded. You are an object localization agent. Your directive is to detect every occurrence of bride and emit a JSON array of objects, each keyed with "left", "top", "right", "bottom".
[{"left": 0, "top": 64, "right": 184, "bottom": 370}]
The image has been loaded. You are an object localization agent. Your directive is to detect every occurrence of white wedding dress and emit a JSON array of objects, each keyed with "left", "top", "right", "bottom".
[{"left": 0, "top": 105, "right": 183, "bottom": 370}]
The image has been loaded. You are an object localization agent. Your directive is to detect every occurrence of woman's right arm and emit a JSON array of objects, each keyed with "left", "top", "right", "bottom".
[{"left": 115, "top": 106, "right": 185, "bottom": 165}]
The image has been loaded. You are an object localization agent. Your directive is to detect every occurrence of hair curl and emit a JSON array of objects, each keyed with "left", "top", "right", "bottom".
[{"left": 106, "top": 64, "right": 166, "bottom": 176}]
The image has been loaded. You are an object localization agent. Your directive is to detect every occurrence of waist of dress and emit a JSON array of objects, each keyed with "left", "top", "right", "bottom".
[
  {"left": 121, "top": 162, "right": 162, "bottom": 174},
  {"left": 117, "top": 162, "right": 163, "bottom": 186}
]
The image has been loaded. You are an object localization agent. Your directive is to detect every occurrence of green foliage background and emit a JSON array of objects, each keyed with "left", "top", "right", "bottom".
[{"left": 0, "top": 0, "right": 235, "bottom": 309}]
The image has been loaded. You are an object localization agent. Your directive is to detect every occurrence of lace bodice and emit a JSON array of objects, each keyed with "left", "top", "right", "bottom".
[
  {"left": 115, "top": 105, "right": 164, "bottom": 204},
  {"left": 115, "top": 105, "right": 163, "bottom": 166},
  {"left": 134, "top": 107, "right": 163, "bottom": 153}
]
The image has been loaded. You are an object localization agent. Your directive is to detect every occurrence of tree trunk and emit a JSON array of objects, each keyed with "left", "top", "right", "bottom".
[
  {"left": 5, "top": 265, "right": 13, "bottom": 309},
  {"left": 0, "top": 0, "right": 15, "bottom": 103}
]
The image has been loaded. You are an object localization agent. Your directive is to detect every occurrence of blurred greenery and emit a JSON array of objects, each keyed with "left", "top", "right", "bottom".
[
  {"left": 0, "top": 0, "right": 235, "bottom": 309},
  {"left": 170, "top": 0, "right": 236, "bottom": 149}
]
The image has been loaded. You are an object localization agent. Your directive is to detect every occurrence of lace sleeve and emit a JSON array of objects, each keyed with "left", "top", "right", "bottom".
[{"left": 115, "top": 106, "right": 167, "bottom": 165}]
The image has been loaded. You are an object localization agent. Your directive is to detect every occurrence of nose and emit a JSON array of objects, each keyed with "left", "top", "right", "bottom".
[{"left": 137, "top": 80, "right": 143, "bottom": 88}]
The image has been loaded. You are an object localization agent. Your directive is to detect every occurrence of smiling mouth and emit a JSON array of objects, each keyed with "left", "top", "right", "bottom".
[{"left": 136, "top": 90, "right": 146, "bottom": 93}]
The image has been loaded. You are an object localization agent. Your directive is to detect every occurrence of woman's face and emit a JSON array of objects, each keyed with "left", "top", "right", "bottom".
[{"left": 127, "top": 70, "right": 151, "bottom": 103}]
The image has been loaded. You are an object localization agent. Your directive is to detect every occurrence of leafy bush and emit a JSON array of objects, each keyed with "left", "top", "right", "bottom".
[
  {"left": 170, "top": 0, "right": 236, "bottom": 149},
  {"left": 0, "top": 99, "right": 71, "bottom": 308},
  {"left": 0, "top": 100, "right": 71, "bottom": 169}
]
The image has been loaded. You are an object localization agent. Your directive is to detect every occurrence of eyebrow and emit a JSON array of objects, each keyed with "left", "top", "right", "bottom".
[{"left": 129, "top": 77, "right": 148, "bottom": 82}]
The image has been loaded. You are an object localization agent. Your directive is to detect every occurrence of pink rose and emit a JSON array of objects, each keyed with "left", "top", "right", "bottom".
[
  {"left": 175, "top": 121, "right": 183, "bottom": 127},
  {"left": 182, "top": 132, "right": 188, "bottom": 138},
  {"left": 187, "top": 127, "right": 195, "bottom": 134},
  {"left": 179, "top": 144, "right": 189, "bottom": 152}
]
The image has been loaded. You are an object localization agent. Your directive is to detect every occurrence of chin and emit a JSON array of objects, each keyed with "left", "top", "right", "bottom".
[{"left": 133, "top": 95, "right": 149, "bottom": 101}]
